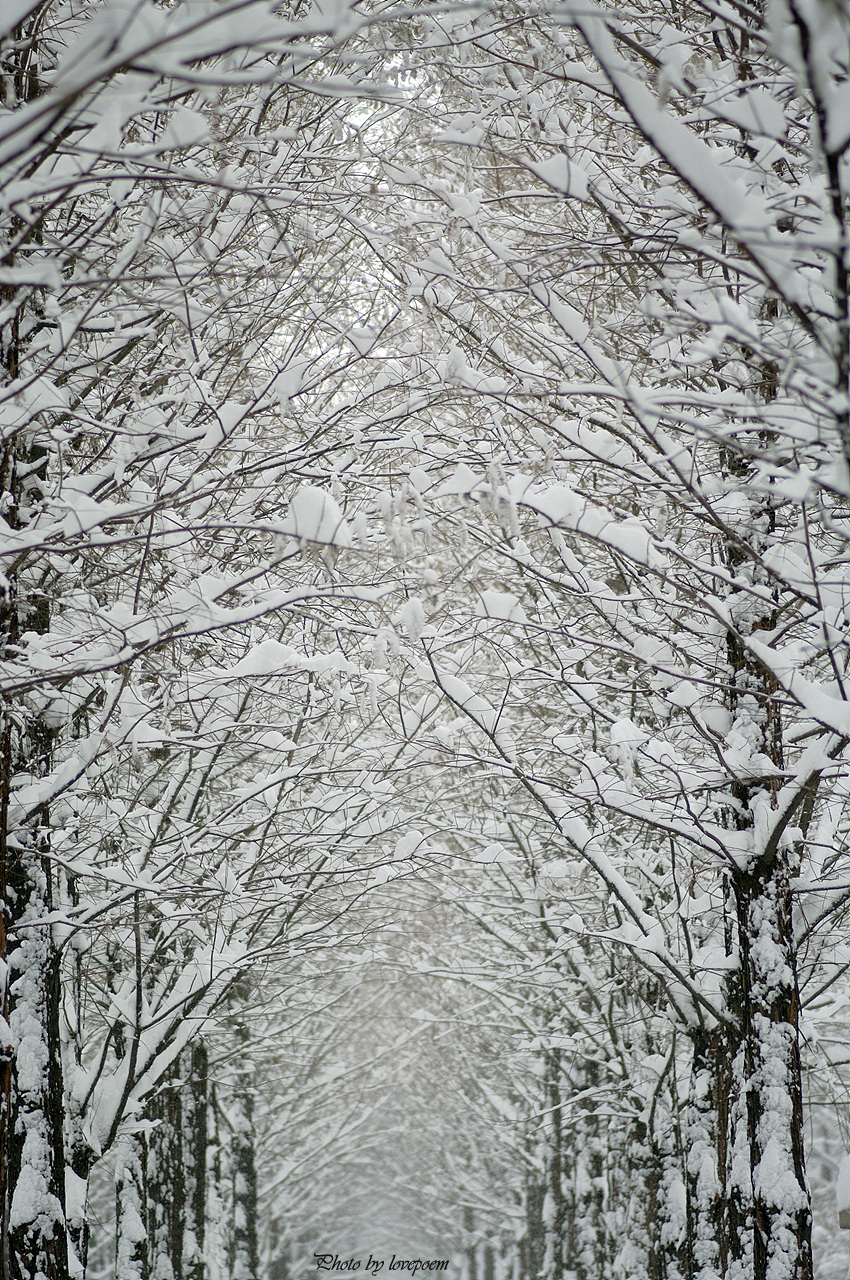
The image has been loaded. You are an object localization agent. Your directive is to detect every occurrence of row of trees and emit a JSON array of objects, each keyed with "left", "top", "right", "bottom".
[
  {"left": 0, "top": 0, "right": 419, "bottom": 1275},
  {"left": 274, "top": 0, "right": 850, "bottom": 1274},
  {"left": 3, "top": 0, "right": 850, "bottom": 1278}
]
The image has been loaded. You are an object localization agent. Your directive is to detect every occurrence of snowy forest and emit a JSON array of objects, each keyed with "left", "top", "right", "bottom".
[{"left": 4, "top": 0, "right": 850, "bottom": 1278}]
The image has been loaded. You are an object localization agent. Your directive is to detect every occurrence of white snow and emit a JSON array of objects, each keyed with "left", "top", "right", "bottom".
[
  {"left": 276, "top": 487, "right": 353, "bottom": 547},
  {"left": 475, "top": 590, "right": 528, "bottom": 623},
  {"left": 526, "top": 154, "right": 589, "bottom": 200},
  {"left": 837, "top": 1154, "right": 850, "bottom": 1215}
]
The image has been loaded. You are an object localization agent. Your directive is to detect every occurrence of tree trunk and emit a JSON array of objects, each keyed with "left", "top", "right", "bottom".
[
  {"left": 183, "top": 1044, "right": 209, "bottom": 1280},
  {"left": 5, "top": 851, "right": 68, "bottom": 1280},
  {"left": 65, "top": 1134, "right": 92, "bottom": 1280},
  {"left": 205, "top": 1081, "right": 228, "bottom": 1280},
  {"left": 148, "top": 1067, "right": 185, "bottom": 1280},
  {"left": 685, "top": 1026, "right": 734, "bottom": 1280},
  {"left": 464, "top": 1206, "right": 477, "bottom": 1280},
  {"left": 115, "top": 1134, "right": 149, "bottom": 1280},
  {"left": 522, "top": 1178, "right": 544, "bottom": 1280},
  {"left": 229, "top": 1029, "right": 258, "bottom": 1280},
  {"left": 731, "top": 860, "right": 810, "bottom": 1280},
  {"left": 570, "top": 1057, "right": 607, "bottom": 1280},
  {"left": 65, "top": 892, "right": 93, "bottom": 1280},
  {"left": 1, "top": 27, "right": 69, "bottom": 1262},
  {"left": 542, "top": 1051, "right": 564, "bottom": 1280},
  {"left": 710, "top": 456, "right": 812, "bottom": 1280}
]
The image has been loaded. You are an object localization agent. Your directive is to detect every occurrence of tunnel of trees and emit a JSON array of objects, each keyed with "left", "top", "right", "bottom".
[{"left": 3, "top": 1, "right": 850, "bottom": 1279}]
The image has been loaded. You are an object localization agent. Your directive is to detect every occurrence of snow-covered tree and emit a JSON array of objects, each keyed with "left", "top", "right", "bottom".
[
  {"left": 0, "top": 1, "right": 417, "bottom": 1275},
  {"left": 353, "top": 4, "right": 850, "bottom": 1279},
  {"left": 8, "top": 3, "right": 850, "bottom": 1280}
]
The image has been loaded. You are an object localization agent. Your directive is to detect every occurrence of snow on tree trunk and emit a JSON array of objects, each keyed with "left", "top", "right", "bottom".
[
  {"left": 520, "top": 1178, "right": 544, "bottom": 1280},
  {"left": 147, "top": 1067, "right": 185, "bottom": 1280},
  {"left": 205, "top": 1079, "right": 229, "bottom": 1280},
  {"left": 721, "top": 440, "right": 811, "bottom": 1280},
  {"left": 115, "top": 1134, "right": 149, "bottom": 1280},
  {"left": 183, "top": 1044, "right": 208, "bottom": 1280},
  {"left": 228, "top": 1027, "right": 258, "bottom": 1280},
  {"left": 541, "top": 1051, "right": 564, "bottom": 1280},
  {"left": 5, "top": 851, "right": 68, "bottom": 1280},
  {"left": 63, "top": 893, "right": 92, "bottom": 1280},
  {"left": 731, "top": 863, "right": 810, "bottom": 1280},
  {"left": 685, "top": 1028, "right": 733, "bottom": 1280},
  {"left": 642, "top": 1109, "right": 686, "bottom": 1280},
  {"left": 1, "top": 44, "right": 69, "bottom": 1257},
  {"left": 569, "top": 1057, "right": 606, "bottom": 1280},
  {"left": 63, "top": 1126, "right": 91, "bottom": 1280}
]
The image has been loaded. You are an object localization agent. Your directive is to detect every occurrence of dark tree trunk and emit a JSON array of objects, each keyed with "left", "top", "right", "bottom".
[
  {"left": 697, "top": 443, "right": 813, "bottom": 1280},
  {"left": 464, "top": 1206, "right": 477, "bottom": 1280},
  {"left": 148, "top": 1066, "right": 186, "bottom": 1280},
  {"left": 65, "top": 1138, "right": 92, "bottom": 1280},
  {"left": 229, "top": 1027, "right": 258, "bottom": 1280},
  {"left": 543, "top": 1050, "right": 564, "bottom": 1280},
  {"left": 115, "top": 1134, "right": 149, "bottom": 1280},
  {"left": 5, "top": 851, "right": 69, "bottom": 1280},
  {"left": 0, "top": 25, "right": 69, "bottom": 1264},
  {"left": 733, "top": 859, "right": 811, "bottom": 1280},
  {"left": 522, "top": 1178, "right": 544, "bottom": 1280},
  {"left": 183, "top": 1043, "right": 209, "bottom": 1280},
  {"left": 570, "top": 1058, "right": 606, "bottom": 1280},
  {"left": 685, "top": 1024, "right": 735, "bottom": 1280}
]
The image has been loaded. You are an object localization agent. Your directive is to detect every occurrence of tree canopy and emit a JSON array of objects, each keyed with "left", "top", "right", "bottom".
[{"left": 3, "top": 2, "right": 850, "bottom": 1280}]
